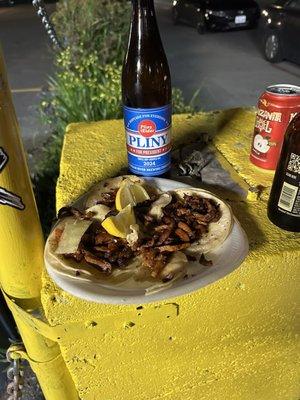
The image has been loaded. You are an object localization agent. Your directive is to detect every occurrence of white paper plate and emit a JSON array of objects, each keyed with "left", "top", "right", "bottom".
[{"left": 46, "top": 178, "right": 249, "bottom": 304}]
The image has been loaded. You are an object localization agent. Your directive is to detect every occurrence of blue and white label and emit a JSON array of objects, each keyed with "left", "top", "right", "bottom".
[{"left": 123, "top": 104, "right": 172, "bottom": 176}]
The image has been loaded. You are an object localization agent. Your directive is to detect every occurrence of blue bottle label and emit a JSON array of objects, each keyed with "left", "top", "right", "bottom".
[{"left": 123, "top": 104, "right": 172, "bottom": 176}]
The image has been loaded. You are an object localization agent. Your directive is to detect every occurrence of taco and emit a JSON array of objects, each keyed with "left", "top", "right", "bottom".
[
  {"left": 171, "top": 188, "right": 233, "bottom": 254},
  {"left": 45, "top": 175, "right": 233, "bottom": 294}
]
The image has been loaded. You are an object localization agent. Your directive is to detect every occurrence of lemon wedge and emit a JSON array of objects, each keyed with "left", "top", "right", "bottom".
[
  {"left": 101, "top": 205, "right": 136, "bottom": 238},
  {"left": 115, "top": 181, "right": 150, "bottom": 211}
]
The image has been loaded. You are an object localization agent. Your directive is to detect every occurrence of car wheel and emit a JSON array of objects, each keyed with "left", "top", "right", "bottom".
[
  {"left": 172, "top": 8, "right": 180, "bottom": 25},
  {"left": 264, "top": 32, "right": 283, "bottom": 63},
  {"left": 196, "top": 13, "right": 206, "bottom": 34},
  {"left": 7, "top": 0, "right": 15, "bottom": 5}
]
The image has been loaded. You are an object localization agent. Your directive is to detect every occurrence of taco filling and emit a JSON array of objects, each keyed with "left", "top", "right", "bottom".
[
  {"left": 46, "top": 175, "right": 232, "bottom": 291},
  {"left": 133, "top": 193, "right": 221, "bottom": 281}
]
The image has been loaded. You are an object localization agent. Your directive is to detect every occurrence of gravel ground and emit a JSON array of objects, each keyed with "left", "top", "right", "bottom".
[{"left": 0, "top": 361, "right": 43, "bottom": 400}]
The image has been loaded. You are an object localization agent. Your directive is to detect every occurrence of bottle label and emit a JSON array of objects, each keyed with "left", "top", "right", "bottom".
[
  {"left": 123, "top": 105, "right": 172, "bottom": 176},
  {"left": 277, "top": 152, "right": 300, "bottom": 216}
]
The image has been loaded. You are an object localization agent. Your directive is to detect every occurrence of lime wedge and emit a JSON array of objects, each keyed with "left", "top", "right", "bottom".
[{"left": 102, "top": 205, "right": 136, "bottom": 238}]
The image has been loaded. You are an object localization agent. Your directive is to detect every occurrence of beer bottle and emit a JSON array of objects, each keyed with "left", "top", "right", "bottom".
[
  {"left": 122, "top": 0, "right": 172, "bottom": 176},
  {"left": 267, "top": 113, "right": 300, "bottom": 232}
]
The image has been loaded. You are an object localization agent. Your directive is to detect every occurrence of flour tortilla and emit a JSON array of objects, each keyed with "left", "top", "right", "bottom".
[
  {"left": 44, "top": 217, "right": 147, "bottom": 287},
  {"left": 172, "top": 188, "right": 233, "bottom": 254}
]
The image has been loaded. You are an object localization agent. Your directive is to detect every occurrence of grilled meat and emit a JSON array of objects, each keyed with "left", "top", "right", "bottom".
[{"left": 60, "top": 191, "right": 218, "bottom": 280}]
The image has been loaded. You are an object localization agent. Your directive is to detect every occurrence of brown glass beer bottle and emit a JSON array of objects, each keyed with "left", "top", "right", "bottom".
[
  {"left": 122, "top": 0, "right": 172, "bottom": 177},
  {"left": 267, "top": 113, "right": 300, "bottom": 232}
]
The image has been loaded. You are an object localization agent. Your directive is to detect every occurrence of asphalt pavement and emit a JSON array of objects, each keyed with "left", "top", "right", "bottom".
[
  {"left": 0, "top": 3, "right": 55, "bottom": 151},
  {"left": 157, "top": 0, "right": 300, "bottom": 109},
  {"left": 0, "top": 1, "right": 300, "bottom": 151}
]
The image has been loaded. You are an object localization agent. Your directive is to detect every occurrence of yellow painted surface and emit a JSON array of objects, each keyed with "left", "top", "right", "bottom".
[
  {"left": 0, "top": 48, "right": 44, "bottom": 298},
  {"left": 213, "top": 108, "right": 275, "bottom": 201},
  {"left": 40, "top": 108, "right": 300, "bottom": 399}
]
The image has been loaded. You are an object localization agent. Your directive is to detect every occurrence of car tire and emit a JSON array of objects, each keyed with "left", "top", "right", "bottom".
[
  {"left": 172, "top": 8, "right": 180, "bottom": 25},
  {"left": 264, "top": 31, "right": 283, "bottom": 63},
  {"left": 196, "top": 13, "right": 206, "bottom": 34}
]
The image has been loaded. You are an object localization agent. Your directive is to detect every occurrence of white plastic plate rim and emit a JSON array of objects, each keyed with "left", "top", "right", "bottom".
[{"left": 46, "top": 177, "right": 249, "bottom": 304}]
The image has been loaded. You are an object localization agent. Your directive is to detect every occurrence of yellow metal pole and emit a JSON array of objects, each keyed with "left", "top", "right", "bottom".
[
  {"left": 0, "top": 52, "right": 43, "bottom": 299},
  {"left": 4, "top": 293, "right": 79, "bottom": 400},
  {"left": 0, "top": 46, "right": 78, "bottom": 399}
]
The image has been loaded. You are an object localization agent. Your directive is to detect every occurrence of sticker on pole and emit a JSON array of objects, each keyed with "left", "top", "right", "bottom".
[
  {"left": 0, "top": 147, "right": 25, "bottom": 210},
  {"left": 0, "top": 147, "right": 8, "bottom": 172}
]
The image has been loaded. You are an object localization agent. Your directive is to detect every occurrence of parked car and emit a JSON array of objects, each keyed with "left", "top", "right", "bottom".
[
  {"left": 172, "top": 0, "right": 260, "bottom": 33},
  {"left": 261, "top": 0, "right": 300, "bottom": 64},
  {"left": 0, "top": 0, "right": 15, "bottom": 5}
]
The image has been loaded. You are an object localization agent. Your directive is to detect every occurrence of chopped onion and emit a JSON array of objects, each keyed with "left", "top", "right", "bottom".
[
  {"left": 149, "top": 193, "right": 172, "bottom": 220},
  {"left": 55, "top": 218, "right": 93, "bottom": 255},
  {"left": 126, "top": 224, "right": 140, "bottom": 246}
]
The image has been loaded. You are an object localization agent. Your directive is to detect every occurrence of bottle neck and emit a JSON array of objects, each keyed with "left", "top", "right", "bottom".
[
  {"left": 132, "top": 0, "right": 155, "bottom": 10},
  {"left": 131, "top": 0, "right": 159, "bottom": 38}
]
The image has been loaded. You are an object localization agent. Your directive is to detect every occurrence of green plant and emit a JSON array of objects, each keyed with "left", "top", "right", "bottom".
[
  {"left": 52, "top": 0, "right": 130, "bottom": 66},
  {"left": 172, "top": 88, "right": 196, "bottom": 114},
  {"left": 36, "top": 51, "right": 124, "bottom": 232},
  {"left": 41, "top": 49, "right": 123, "bottom": 133}
]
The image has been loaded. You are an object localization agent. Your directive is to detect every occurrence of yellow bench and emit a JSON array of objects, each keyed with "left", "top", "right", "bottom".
[{"left": 41, "top": 109, "right": 299, "bottom": 400}]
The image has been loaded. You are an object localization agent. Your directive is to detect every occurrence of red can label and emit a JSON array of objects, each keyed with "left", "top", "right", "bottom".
[{"left": 250, "top": 85, "right": 300, "bottom": 170}]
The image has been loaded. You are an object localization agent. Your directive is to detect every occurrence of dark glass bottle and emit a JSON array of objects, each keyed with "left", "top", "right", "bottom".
[
  {"left": 267, "top": 113, "right": 300, "bottom": 232},
  {"left": 122, "top": 0, "right": 172, "bottom": 177}
]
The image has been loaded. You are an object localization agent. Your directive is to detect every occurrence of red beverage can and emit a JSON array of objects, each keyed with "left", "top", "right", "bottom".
[{"left": 250, "top": 84, "right": 300, "bottom": 170}]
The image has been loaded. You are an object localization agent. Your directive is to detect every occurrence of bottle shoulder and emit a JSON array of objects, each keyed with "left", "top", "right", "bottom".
[
  {"left": 125, "top": 35, "right": 169, "bottom": 62},
  {"left": 122, "top": 48, "right": 171, "bottom": 85}
]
